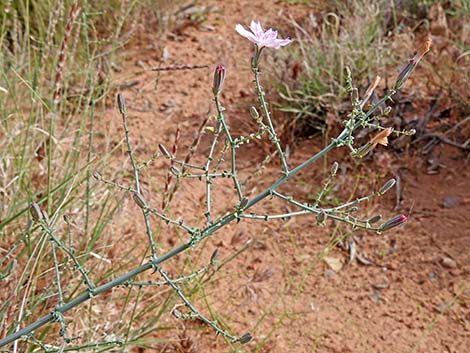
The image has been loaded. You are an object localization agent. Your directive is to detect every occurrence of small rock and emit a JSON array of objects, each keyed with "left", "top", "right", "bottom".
[
  {"left": 441, "top": 256, "right": 457, "bottom": 269},
  {"left": 428, "top": 271, "right": 438, "bottom": 281},
  {"left": 442, "top": 195, "right": 459, "bottom": 208},
  {"left": 323, "top": 256, "right": 343, "bottom": 272}
]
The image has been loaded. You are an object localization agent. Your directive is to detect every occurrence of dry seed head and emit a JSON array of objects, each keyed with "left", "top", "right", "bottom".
[{"left": 30, "top": 202, "right": 43, "bottom": 221}]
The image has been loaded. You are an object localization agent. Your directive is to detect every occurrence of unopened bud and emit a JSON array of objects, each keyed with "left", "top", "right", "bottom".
[
  {"left": 378, "top": 178, "right": 396, "bottom": 195},
  {"left": 132, "top": 192, "right": 147, "bottom": 209},
  {"left": 367, "top": 215, "right": 382, "bottom": 224},
  {"left": 239, "top": 332, "right": 252, "bottom": 344},
  {"left": 212, "top": 64, "right": 225, "bottom": 96},
  {"left": 30, "top": 202, "right": 43, "bottom": 221},
  {"left": 210, "top": 248, "right": 219, "bottom": 265},
  {"left": 158, "top": 144, "right": 171, "bottom": 159},
  {"left": 378, "top": 214, "right": 407, "bottom": 232},
  {"left": 330, "top": 161, "right": 339, "bottom": 176},
  {"left": 117, "top": 93, "right": 126, "bottom": 115},
  {"left": 249, "top": 106, "right": 259, "bottom": 120}
]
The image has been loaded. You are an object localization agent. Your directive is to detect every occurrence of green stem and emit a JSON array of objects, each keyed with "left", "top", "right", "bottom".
[
  {"left": 214, "top": 96, "right": 243, "bottom": 200},
  {"left": 252, "top": 67, "right": 289, "bottom": 174}
]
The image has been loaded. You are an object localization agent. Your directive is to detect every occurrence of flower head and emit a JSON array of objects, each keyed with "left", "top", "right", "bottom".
[{"left": 235, "top": 20, "right": 292, "bottom": 49}]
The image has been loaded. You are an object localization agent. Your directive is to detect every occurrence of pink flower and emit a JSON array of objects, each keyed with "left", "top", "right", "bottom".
[{"left": 235, "top": 20, "right": 292, "bottom": 49}]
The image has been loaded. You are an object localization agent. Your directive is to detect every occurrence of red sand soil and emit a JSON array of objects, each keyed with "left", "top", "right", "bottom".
[{"left": 91, "top": 1, "right": 469, "bottom": 352}]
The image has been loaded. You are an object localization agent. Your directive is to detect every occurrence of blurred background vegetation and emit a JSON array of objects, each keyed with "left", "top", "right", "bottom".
[{"left": 272, "top": 0, "right": 470, "bottom": 140}]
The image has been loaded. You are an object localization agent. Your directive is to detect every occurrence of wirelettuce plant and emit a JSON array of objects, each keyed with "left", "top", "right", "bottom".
[{"left": 0, "top": 19, "right": 431, "bottom": 351}]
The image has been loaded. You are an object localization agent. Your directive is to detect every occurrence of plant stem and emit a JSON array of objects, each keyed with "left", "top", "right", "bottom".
[{"left": 252, "top": 67, "right": 289, "bottom": 174}]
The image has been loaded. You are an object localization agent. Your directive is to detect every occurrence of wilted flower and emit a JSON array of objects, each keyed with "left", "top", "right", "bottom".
[
  {"left": 354, "top": 127, "right": 394, "bottom": 158},
  {"left": 235, "top": 20, "right": 292, "bottom": 49},
  {"left": 370, "top": 127, "right": 393, "bottom": 147},
  {"left": 394, "top": 36, "right": 431, "bottom": 90}
]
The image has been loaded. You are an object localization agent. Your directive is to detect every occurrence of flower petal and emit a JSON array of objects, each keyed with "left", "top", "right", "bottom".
[
  {"left": 250, "top": 20, "right": 264, "bottom": 37},
  {"left": 235, "top": 24, "right": 258, "bottom": 44}
]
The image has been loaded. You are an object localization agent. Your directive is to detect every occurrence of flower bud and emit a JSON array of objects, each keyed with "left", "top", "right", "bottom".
[
  {"left": 249, "top": 106, "right": 259, "bottom": 120},
  {"left": 132, "top": 192, "right": 147, "bottom": 209},
  {"left": 330, "top": 161, "right": 339, "bottom": 176},
  {"left": 378, "top": 178, "right": 396, "bottom": 195},
  {"left": 158, "top": 144, "right": 171, "bottom": 159},
  {"left": 367, "top": 215, "right": 382, "bottom": 224},
  {"left": 378, "top": 214, "right": 407, "bottom": 232},
  {"left": 239, "top": 332, "right": 252, "bottom": 344},
  {"left": 212, "top": 64, "right": 225, "bottom": 97},
  {"left": 30, "top": 202, "right": 43, "bottom": 221},
  {"left": 117, "top": 93, "right": 126, "bottom": 115}
]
